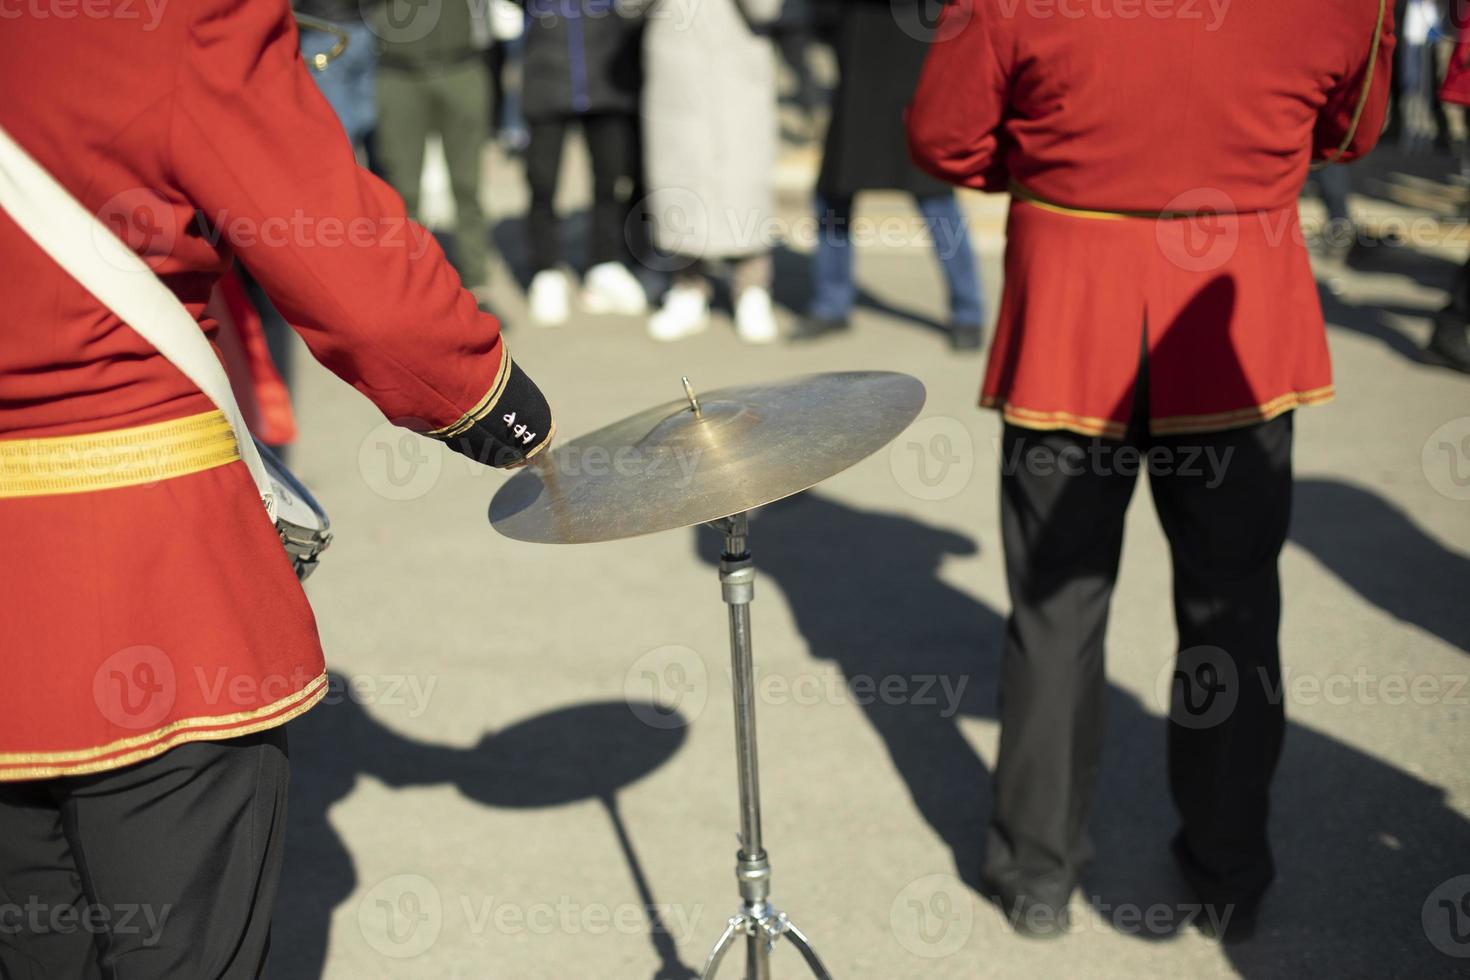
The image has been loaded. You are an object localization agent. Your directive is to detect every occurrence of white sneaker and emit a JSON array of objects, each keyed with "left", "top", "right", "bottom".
[
  {"left": 647, "top": 283, "right": 711, "bottom": 342},
  {"left": 581, "top": 261, "right": 648, "bottom": 316},
  {"left": 734, "top": 286, "right": 779, "bottom": 344},
  {"left": 527, "top": 269, "right": 571, "bottom": 326}
]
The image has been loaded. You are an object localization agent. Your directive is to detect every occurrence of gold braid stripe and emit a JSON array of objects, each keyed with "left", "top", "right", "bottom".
[
  {"left": 0, "top": 411, "right": 240, "bottom": 499},
  {"left": 1150, "top": 386, "right": 1334, "bottom": 434},
  {"left": 983, "top": 386, "right": 1334, "bottom": 439},
  {"left": 1319, "top": 0, "right": 1389, "bottom": 167},
  {"left": 982, "top": 397, "right": 1130, "bottom": 438},
  {"left": 1009, "top": 181, "right": 1209, "bottom": 221},
  {"left": 0, "top": 672, "right": 329, "bottom": 780},
  {"left": 427, "top": 344, "right": 513, "bottom": 439}
]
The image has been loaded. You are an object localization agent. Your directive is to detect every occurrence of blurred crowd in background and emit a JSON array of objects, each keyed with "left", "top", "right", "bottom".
[
  {"left": 287, "top": 0, "right": 989, "bottom": 355},
  {"left": 239, "top": 0, "right": 1470, "bottom": 445}
]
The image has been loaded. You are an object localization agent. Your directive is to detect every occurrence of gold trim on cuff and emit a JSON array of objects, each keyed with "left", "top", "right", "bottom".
[
  {"left": 427, "top": 344, "right": 513, "bottom": 439},
  {"left": 0, "top": 672, "right": 328, "bottom": 780}
]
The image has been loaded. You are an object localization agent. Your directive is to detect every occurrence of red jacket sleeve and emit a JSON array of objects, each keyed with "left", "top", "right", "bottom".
[
  {"left": 906, "top": 0, "right": 1013, "bottom": 190},
  {"left": 171, "top": 0, "right": 552, "bottom": 466},
  {"left": 1314, "top": 1, "right": 1396, "bottom": 163}
]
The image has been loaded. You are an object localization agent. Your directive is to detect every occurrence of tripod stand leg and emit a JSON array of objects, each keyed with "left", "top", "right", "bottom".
[
  {"left": 782, "top": 919, "right": 833, "bottom": 980},
  {"left": 700, "top": 917, "right": 741, "bottom": 980},
  {"left": 745, "top": 929, "right": 770, "bottom": 980}
]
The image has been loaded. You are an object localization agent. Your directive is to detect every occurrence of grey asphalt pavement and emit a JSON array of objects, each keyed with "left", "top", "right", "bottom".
[{"left": 265, "top": 141, "right": 1470, "bottom": 979}]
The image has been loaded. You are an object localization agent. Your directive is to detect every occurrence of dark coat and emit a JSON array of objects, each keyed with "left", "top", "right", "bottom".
[
  {"left": 816, "top": 0, "right": 949, "bottom": 199},
  {"left": 521, "top": 0, "right": 644, "bottom": 120}
]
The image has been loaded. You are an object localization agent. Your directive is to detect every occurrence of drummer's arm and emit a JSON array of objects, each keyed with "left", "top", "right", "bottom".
[
  {"left": 171, "top": 0, "right": 552, "bottom": 468},
  {"left": 1313, "top": 2, "right": 1396, "bottom": 163},
  {"left": 906, "top": 0, "right": 1013, "bottom": 190}
]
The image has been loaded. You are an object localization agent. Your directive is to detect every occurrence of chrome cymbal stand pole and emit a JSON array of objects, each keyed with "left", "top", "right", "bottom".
[{"left": 700, "top": 511, "right": 832, "bottom": 980}]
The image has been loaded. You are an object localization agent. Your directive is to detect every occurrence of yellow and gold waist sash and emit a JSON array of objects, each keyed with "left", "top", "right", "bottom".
[{"left": 0, "top": 410, "right": 240, "bottom": 499}]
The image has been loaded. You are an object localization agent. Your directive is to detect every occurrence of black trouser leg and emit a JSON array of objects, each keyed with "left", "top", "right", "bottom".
[
  {"left": 525, "top": 117, "right": 568, "bottom": 274},
  {"left": 581, "top": 112, "right": 637, "bottom": 268},
  {"left": 0, "top": 782, "right": 102, "bottom": 979},
  {"left": 0, "top": 729, "right": 290, "bottom": 979},
  {"left": 983, "top": 422, "right": 1139, "bottom": 910},
  {"left": 1152, "top": 414, "right": 1292, "bottom": 907}
]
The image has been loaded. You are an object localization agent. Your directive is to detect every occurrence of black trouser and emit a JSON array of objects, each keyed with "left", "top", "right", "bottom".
[
  {"left": 0, "top": 729, "right": 289, "bottom": 979},
  {"left": 983, "top": 395, "right": 1292, "bottom": 911},
  {"left": 525, "top": 112, "right": 637, "bottom": 273}
]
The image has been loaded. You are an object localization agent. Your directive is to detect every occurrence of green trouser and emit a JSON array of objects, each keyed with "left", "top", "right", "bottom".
[{"left": 376, "top": 59, "right": 491, "bottom": 287}]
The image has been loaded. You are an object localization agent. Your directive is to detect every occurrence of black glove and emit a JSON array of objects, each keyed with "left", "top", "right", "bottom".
[{"left": 428, "top": 354, "right": 555, "bottom": 469}]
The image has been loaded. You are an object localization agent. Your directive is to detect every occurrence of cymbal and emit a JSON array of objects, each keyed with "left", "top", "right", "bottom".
[{"left": 489, "top": 371, "right": 926, "bottom": 544}]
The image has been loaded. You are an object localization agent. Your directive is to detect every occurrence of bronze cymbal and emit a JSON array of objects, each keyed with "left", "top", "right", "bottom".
[{"left": 489, "top": 371, "right": 926, "bottom": 544}]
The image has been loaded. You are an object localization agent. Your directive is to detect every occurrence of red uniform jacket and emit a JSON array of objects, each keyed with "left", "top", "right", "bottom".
[
  {"left": 0, "top": 0, "right": 551, "bottom": 778},
  {"left": 1441, "top": 5, "right": 1470, "bottom": 106},
  {"left": 908, "top": 0, "right": 1395, "bottom": 437}
]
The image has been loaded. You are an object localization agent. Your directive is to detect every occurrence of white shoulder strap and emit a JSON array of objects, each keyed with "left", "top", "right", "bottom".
[{"left": 0, "top": 123, "right": 275, "bottom": 518}]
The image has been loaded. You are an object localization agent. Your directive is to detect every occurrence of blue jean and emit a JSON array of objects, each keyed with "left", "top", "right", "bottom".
[
  {"left": 811, "top": 192, "right": 984, "bottom": 326},
  {"left": 300, "top": 21, "right": 377, "bottom": 147}
]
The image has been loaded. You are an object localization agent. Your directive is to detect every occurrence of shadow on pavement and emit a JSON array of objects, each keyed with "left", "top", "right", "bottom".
[
  {"left": 1291, "top": 477, "right": 1470, "bottom": 655},
  {"left": 271, "top": 689, "right": 696, "bottom": 980},
  {"left": 694, "top": 491, "right": 1470, "bottom": 976},
  {"left": 1318, "top": 279, "right": 1438, "bottom": 361}
]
